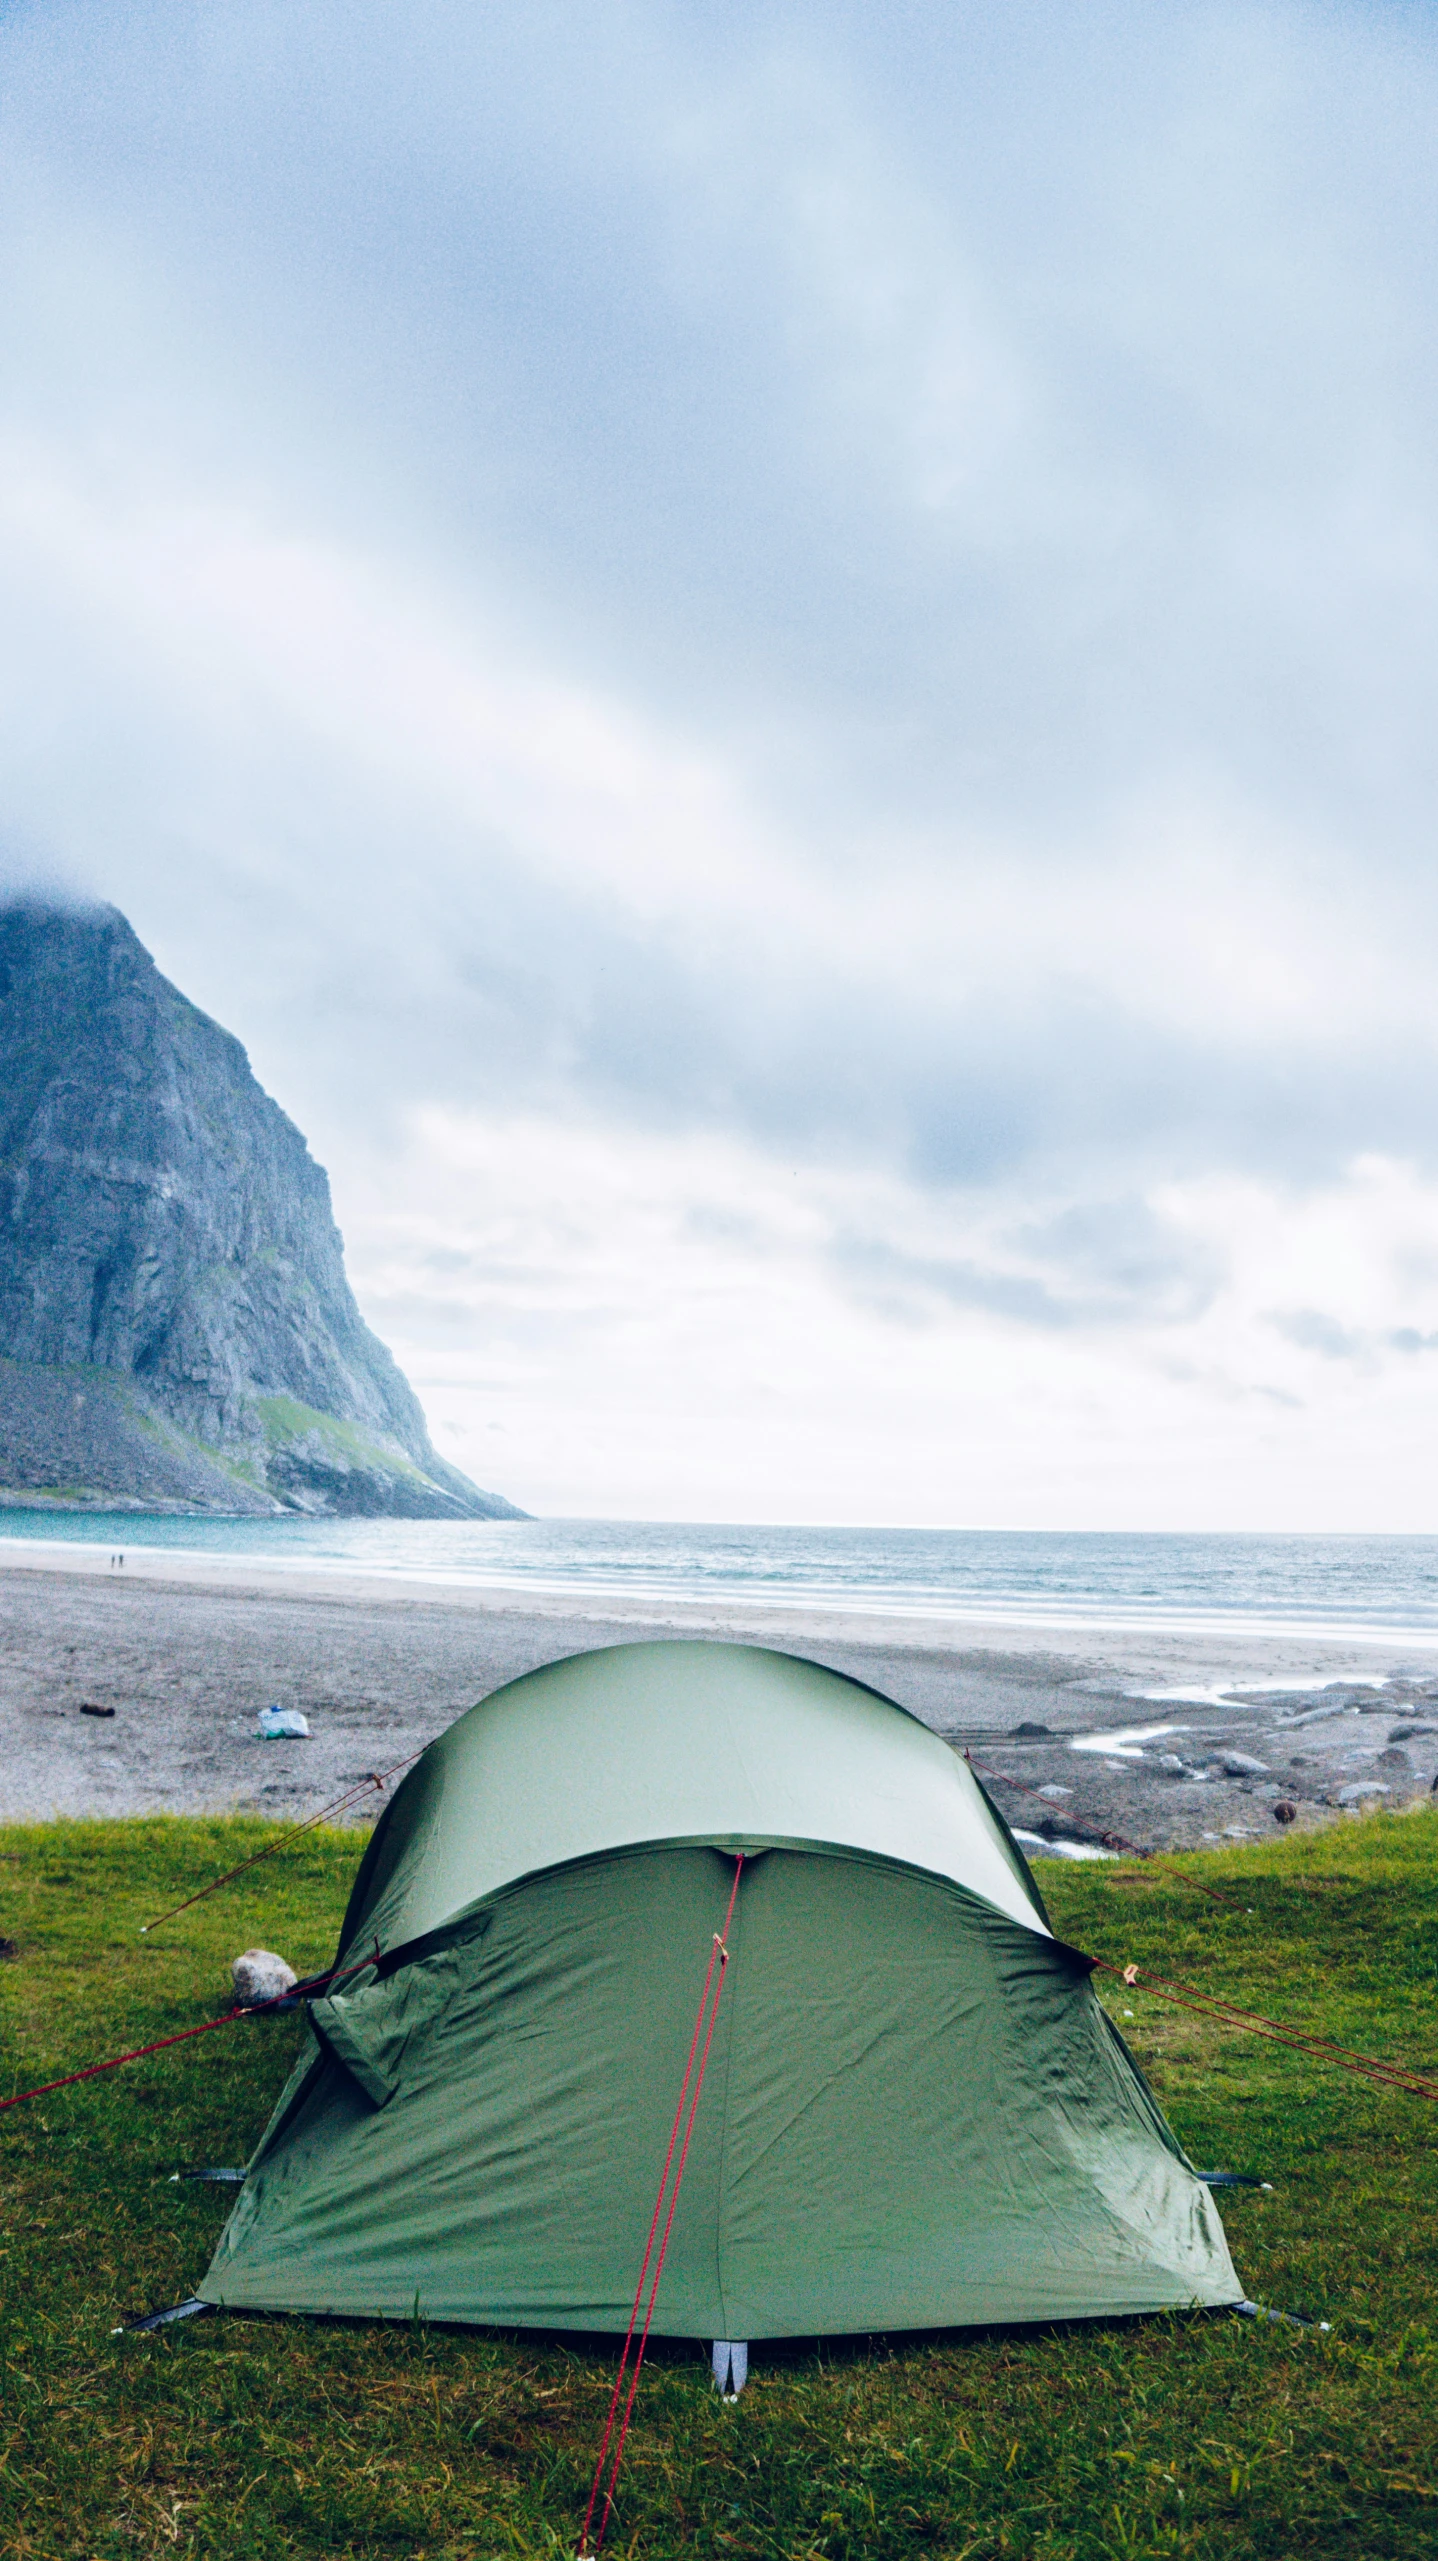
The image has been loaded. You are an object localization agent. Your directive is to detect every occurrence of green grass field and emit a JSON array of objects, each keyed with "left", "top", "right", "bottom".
[{"left": 1, "top": 1808, "right": 1435, "bottom": 2560}]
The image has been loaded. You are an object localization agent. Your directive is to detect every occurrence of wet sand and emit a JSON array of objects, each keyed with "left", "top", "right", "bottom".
[{"left": 3, "top": 1544, "right": 1437, "bottom": 1855}]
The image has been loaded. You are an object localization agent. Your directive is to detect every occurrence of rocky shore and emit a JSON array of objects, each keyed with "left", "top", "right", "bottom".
[{"left": 951, "top": 1678, "right": 1438, "bottom": 1860}]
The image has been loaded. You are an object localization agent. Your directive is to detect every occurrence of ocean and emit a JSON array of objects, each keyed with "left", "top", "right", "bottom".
[{"left": 3, "top": 1511, "right": 1438, "bottom": 1643}]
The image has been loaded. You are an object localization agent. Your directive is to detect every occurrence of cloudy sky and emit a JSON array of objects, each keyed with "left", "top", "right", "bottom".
[{"left": 4, "top": 0, "right": 1438, "bottom": 1528}]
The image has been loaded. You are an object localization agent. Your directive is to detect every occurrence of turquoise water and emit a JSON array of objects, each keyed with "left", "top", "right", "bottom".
[{"left": 3, "top": 1511, "right": 1438, "bottom": 1640}]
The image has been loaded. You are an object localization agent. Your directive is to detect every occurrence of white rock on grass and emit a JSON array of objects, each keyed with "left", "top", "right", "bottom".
[
  {"left": 1221, "top": 1752, "right": 1269, "bottom": 1777},
  {"left": 1336, "top": 1781, "right": 1390, "bottom": 1806},
  {"left": 232, "top": 1948, "right": 298, "bottom": 2006}
]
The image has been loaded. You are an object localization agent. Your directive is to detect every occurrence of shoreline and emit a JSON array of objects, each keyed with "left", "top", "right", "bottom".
[
  {"left": 2, "top": 1546, "right": 1435, "bottom": 1854},
  {"left": 7, "top": 1532, "right": 1438, "bottom": 1675}
]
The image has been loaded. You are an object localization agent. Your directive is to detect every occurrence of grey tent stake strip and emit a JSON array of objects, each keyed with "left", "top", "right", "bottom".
[
  {"left": 113, "top": 2296, "right": 213, "bottom": 2335},
  {"left": 711, "top": 2340, "right": 748, "bottom": 2397},
  {"left": 1234, "top": 2298, "right": 1331, "bottom": 2332}
]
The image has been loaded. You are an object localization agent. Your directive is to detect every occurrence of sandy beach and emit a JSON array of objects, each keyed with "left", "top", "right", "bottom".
[{"left": 4, "top": 1540, "right": 1437, "bottom": 1858}]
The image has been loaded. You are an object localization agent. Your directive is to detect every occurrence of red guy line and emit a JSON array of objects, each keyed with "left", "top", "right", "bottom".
[
  {"left": 579, "top": 1856, "right": 745, "bottom": 2558},
  {"left": 0, "top": 1947, "right": 382, "bottom": 2115},
  {"left": 1093, "top": 1960, "right": 1438, "bottom": 2100},
  {"left": 138, "top": 1752, "right": 423, "bottom": 1937}
]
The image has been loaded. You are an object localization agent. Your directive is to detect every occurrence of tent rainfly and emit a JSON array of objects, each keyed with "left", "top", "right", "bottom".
[{"left": 203, "top": 1641, "right": 1242, "bottom": 2339}]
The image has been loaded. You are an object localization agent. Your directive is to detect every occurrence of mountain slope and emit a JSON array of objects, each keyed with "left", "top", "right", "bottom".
[{"left": 0, "top": 900, "right": 523, "bottom": 1518}]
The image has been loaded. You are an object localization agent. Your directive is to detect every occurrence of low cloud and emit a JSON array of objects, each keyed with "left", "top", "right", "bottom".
[
  {"left": 827, "top": 1236, "right": 1077, "bottom": 1332},
  {"left": 827, "top": 1196, "right": 1222, "bottom": 1334},
  {"left": 1266, "top": 1310, "right": 1438, "bottom": 1364},
  {"left": 1266, "top": 1307, "right": 1368, "bottom": 1361},
  {"left": 1011, "top": 1199, "right": 1224, "bottom": 1326}
]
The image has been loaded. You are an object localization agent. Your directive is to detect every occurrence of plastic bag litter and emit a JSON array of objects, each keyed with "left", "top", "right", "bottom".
[{"left": 256, "top": 1703, "right": 310, "bottom": 1740}]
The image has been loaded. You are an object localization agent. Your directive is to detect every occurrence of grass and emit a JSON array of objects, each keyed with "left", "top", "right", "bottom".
[
  {"left": 252, "top": 1398, "right": 430, "bottom": 1485},
  {"left": 1, "top": 1809, "right": 1435, "bottom": 2560}
]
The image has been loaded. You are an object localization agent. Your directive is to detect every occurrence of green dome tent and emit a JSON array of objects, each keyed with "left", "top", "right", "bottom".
[{"left": 203, "top": 1640, "right": 1241, "bottom": 2339}]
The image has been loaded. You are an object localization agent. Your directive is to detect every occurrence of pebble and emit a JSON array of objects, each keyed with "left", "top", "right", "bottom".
[{"left": 1221, "top": 1752, "right": 1270, "bottom": 1777}]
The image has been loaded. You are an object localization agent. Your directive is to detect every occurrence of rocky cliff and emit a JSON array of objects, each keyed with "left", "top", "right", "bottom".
[{"left": 0, "top": 901, "right": 523, "bottom": 1518}]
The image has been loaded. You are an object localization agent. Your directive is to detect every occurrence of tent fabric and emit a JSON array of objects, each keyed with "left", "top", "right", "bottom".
[
  {"left": 331, "top": 1640, "right": 1050, "bottom": 1951},
  {"left": 202, "top": 1642, "right": 1241, "bottom": 2337}
]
